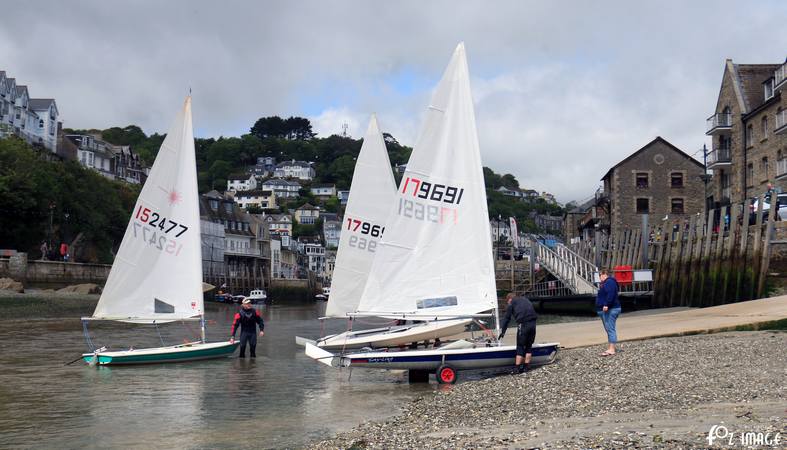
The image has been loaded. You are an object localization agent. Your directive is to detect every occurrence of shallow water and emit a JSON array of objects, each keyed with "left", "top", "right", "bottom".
[
  {"left": 0, "top": 300, "right": 439, "bottom": 449},
  {"left": 0, "top": 298, "right": 586, "bottom": 449}
]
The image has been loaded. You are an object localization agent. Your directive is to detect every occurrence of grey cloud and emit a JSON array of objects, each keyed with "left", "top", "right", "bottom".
[{"left": 2, "top": 0, "right": 785, "bottom": 201}]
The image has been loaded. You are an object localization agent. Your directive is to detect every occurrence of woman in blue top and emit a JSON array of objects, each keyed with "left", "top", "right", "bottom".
[{"left": 596, "top": 269, "right": 621, "bottom": 356}]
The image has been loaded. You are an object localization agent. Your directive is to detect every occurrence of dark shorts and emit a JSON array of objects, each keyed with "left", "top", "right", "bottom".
[{"left": 516, "top": 321, "right": 536, "bottom": 357}]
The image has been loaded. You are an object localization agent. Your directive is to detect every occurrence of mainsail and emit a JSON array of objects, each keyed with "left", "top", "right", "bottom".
[
  {"left": 357, "top": 43, "right": 496, "bottom": 318},
  {"left": 91, "top": 97, "right": 203, "bottom": 322},
  {"left": 325, "top": 114, "right": 397, "bottom": 317}
]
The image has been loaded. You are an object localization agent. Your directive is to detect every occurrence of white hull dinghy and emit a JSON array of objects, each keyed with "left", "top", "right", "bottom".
[
  {"left": 305, "top": 340, "right": 560, "bottom": 384},
  {"left": 80, "top": 97, "right": 239, "bottom": 365},
  {"left": 311, "top": 318, "right": 472, "bottom": 350}
]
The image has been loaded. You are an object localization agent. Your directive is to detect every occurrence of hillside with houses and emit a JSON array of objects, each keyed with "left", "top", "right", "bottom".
[{"left": 0, "top": 81, "right": 565, "bottom": 293}]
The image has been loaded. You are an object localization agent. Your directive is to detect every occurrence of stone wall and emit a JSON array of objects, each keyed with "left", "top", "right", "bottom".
[{"left": 0, "top": 253, "right": 111, "bottom": 288}]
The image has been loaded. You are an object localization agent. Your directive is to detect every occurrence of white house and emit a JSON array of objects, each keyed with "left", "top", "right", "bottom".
[
  {"left": 294, "top": 203, "right": 320, "bottom": 224},
  {"left": 274, "top": 159, "right": 315, "bottom": 180},
  {"left": 227, "top": 174, "right": 257, "bottom": 192},
  {"left": 234, "top": 190, "right": 277, "bottom": 210},
  {"left": 310, "top": 183, "right": 336, "bottom": 198},
  {"left": 497, "top": 186, "right": 524, "bottom": 198},
  {"left": 0, "top": 71, "right": 61, "bottom": 154},
  {"left": 337, "top": 190, "right": 350, "bottom": 205},
  {"left": 298, "top": 236, "right": 326, "bottom": 278},
  {"left": 261, "top": 178, "right": 301, "bottom": 198},
  {"left": 28, "top": 98, "right": 58, "bottom": 153},
  {"left": 67, "top": 134, "right": 116, "bottom": 179},
  {"left": 321, "top": 213, "right": 341, "bottom": 248},
  {"left": 264, "top": 214, "right": 293, "bottom": 247}
]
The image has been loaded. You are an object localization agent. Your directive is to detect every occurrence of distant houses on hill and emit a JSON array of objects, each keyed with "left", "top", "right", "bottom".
[{"left": 0, "top": 70, "right": 61, "bottom": 155}]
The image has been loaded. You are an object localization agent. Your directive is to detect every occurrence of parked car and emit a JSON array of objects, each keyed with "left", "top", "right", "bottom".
[{"left": 749, "top": 192, "right": 787, "bottom": 224}]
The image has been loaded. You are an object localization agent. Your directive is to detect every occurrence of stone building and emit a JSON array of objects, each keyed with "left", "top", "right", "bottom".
[
  {"left": 706, "top": 58, "right": 787, "bottom": 205},
  {"left": 601, "top": 137, "right": 705, "bottom": 234}
]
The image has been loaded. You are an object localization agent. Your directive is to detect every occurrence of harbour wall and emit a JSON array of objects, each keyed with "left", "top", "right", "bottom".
[{"left": 0, "top": 253, "right": 111, "bottom": 288}]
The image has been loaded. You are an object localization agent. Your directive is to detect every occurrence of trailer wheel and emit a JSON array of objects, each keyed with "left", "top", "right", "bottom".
[{"left": 436, "top": 364, "right": 457, "bottom": 384}]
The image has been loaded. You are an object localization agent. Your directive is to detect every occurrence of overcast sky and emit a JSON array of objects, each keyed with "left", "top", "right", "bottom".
[{"left": 2, "top": 1, "right": 786, "bottom": 202}]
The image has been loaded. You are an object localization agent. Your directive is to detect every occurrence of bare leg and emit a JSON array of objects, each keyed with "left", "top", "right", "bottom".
[{"left": 525, "top": 353, "right": 532, "bottom": 365}]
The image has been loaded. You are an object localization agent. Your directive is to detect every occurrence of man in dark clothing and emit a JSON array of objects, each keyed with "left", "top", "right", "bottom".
[
  {"left": 230, "top": 299, "right": 265, "bottom": 357},
  {"left": 498, "top": 292, "right": 538, "bottom": 373}
]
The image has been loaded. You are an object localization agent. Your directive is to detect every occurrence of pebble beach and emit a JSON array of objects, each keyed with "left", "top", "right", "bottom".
[{"left": 310, "top": 331, "right": 786, "bottom": 449}]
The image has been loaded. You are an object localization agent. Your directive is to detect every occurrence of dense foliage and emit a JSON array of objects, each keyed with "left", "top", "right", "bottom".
[
  {"left": 15, "top": 114, "right": 566, "bottom": 263},
  {"left": 0, "top": 138, "right": 139, "bottom": 262}
]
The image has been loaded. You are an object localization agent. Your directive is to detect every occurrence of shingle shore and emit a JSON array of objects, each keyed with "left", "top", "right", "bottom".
[{"left": 309, "top": 331, "right": 786, "bottom": 449}]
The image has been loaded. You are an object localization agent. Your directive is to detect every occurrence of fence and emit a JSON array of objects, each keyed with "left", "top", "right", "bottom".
[{"left": 569, "top": 194, "right": 782, "bottom": 307}]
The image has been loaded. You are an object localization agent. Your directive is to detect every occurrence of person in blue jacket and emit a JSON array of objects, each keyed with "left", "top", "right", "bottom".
[{"left": 596, "top": 269, "right": 621, "bottom": 356}]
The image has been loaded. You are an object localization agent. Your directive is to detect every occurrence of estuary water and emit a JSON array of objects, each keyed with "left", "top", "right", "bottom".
[{"left": 0, "top": 299, "right": 433, "bottom": 449}]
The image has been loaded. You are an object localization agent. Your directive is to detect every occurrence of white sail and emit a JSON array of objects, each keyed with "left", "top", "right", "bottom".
[
  {"left": 357, "top": 43, "right": 496, "bottom": 318},
  {"left": 325, "top": 114, "right": 397, "bottom": 317},
  {"left": 92, "top": 97, "right": 203, "bottom": 322}
]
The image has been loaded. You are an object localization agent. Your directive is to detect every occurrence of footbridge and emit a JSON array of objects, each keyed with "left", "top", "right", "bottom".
[{"left": 527, "top": 241, "right": 653, "bottom": 299}]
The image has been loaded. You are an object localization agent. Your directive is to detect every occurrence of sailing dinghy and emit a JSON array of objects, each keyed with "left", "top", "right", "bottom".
[
  {"left": 294, "top": 115, "right": 470, "bottom": 350},
  {"left": 81, "top": 96, "right": 238, "bottom": 365},
  {"left": 305, "top": 43, "right": 559, "bottom": 382}
]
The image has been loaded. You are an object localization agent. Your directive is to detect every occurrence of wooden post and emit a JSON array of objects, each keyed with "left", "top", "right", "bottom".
[
  {"left": 737, "top": 199, "right": 752, "bottom": 301},
  {"left": 681, "top": 215, "right": 697, "bottom": 307},
  {"left": 640, "top": 214, "right": 649, "bottom": 268},
  {"left": 757, "top": 199, "right": 778, "bottom": 298},
  {"left": 751, "top": 195, "right": 765, "bottom": 299},
  {"left": 699, "top": 208, "right": 715, "bottom": 307},
  {"left": 720, "top": 204, "right": 739, "bottom": 304},
  {"left": 709, "top": 206, "right": 728, "bottom": 306}
]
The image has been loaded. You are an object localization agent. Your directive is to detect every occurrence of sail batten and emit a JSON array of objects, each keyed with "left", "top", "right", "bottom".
[
  {"left": 91, "top": 97, "right": 203, "bottom": 321},
  {"left": 357, "top": 43, "right": 496, "bottom": 318}
]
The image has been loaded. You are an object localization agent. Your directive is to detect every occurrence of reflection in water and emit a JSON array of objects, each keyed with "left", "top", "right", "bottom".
[{"left": 0, "top": 301, "right": 432, "bottom": 449}]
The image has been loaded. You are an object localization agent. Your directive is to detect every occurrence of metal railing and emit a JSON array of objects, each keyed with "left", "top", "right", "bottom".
[
  {"left": 706, "top": 113, "right": 732, "bottom": 133},
  {"left": 706, "top": 146, "right": 732, "bottom": 166},
  {"left": 533, "top": 241, "right": 597, "bottom": 295}
]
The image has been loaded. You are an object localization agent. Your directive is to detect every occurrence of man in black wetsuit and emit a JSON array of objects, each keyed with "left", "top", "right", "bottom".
[
  {"left": 498, "top": 292, "right": 538, "bottom": 373},
  {"left": 230, "top": 299, "right": 265, "bottom": 358}
]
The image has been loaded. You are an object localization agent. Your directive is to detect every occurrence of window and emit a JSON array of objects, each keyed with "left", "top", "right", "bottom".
[
  {"left": 635, "top": 172, "right": 649, "bottom": 188},
  {"left": 747, "top": 163, "right": 754, "bottom": 186},
  {"left": 765, "top": 79, "right": 775, "bottom": 100},
  {"left": 761, "top": 157, "right": 769, "bottom": 180},
  {"left": 671, "top": 198, "right": 685, "bottom": 214},
  {"left": 746, "top": 124, "right": 754, "bottom": 147},
  {"left": 762, "top": 116, "right": 769, "bottom": 138},
  {"left": 670, "top": 172, "right": 684, "bottom": 188},
  {"left": 38, "top": 119, "right": 44, "bottom": 128},
  {"left": 636, "top": 198, "right": 649, "bottom": 214},
  {"left": 209, "top": 200, "right": 218, "bottom": 210}
]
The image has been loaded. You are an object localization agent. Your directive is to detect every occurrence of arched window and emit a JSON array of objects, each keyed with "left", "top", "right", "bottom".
[{"left": 38, "top": 119, "right": 44, "bottom": 128}]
